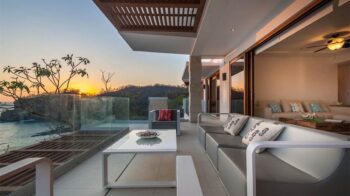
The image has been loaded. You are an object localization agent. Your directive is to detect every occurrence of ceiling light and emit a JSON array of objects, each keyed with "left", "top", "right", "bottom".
[{"left": 327, "top": 37, "right": 345, "bottom": 51}]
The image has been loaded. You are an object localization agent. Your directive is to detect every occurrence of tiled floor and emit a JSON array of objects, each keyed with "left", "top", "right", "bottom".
[{"left": 54, "top": 122, "right": 227, "bottom": 196}]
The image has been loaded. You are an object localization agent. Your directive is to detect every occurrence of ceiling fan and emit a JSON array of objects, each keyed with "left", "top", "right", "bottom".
[{"left": 306, "top": 32, "right": 350, "bottom": 53}]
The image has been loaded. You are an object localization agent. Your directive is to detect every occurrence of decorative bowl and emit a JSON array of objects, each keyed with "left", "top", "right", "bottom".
[{"left": 136, "top": 130, "right": 160, "bottom": 139}]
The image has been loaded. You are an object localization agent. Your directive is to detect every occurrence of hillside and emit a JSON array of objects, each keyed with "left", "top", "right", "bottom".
[{"left": 100, "top": 84, "right": 188, "bottom": 119}]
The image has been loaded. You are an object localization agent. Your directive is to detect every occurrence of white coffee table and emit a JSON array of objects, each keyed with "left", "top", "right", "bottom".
[{"left": 102, "top": 129, "right": 177, "bottom": 188}]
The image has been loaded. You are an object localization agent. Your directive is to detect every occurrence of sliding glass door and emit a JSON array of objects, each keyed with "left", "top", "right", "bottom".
[
  {"left": 230, "top": 59, "right": 245, "bottom": 114},
  {"left": 208, "top": 73, "right": 220, "bottom": 113}
]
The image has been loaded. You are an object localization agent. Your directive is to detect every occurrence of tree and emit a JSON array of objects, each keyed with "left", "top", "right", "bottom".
[
  {"left": 0, "top": 79, "right": 30, "bottom": 100},
  {"left": 101, "top": 70, "right": 115, "bottom": 93},
  {"left": 0, "top": 54, "right": 89, "bottom": 100}
]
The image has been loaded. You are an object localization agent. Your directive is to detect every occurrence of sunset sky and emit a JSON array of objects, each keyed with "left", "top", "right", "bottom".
[{"left": 0, "top": 0, "right": 188, "bottom": 102}]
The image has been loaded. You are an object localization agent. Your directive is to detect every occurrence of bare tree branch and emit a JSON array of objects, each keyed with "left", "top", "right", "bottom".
[
  {"left": 0, "top": 54, "right": 90, "bottom": 100},
  {"left": 101, "top": 70, "right": 115, "bottom": 93}
]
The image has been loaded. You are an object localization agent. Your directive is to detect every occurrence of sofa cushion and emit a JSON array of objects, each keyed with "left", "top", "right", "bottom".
[
  {"left": 242, "top": 121, "right": 284, "bottom": 153},
  {"left": 333, "top": 114, "right": 350, "bottom": 122},
  {"left": 199, "top": 115, "right": 225, "bottom": 127},
  {"left": 290, "top": 102, "right": 305, "bottom": 112},
  {"left": 223, "top": 115, "right": 249, "bottom": 136},
  {"left": 151, "top": 121, "right": 177, "bottom": 129},
  {"left": 281, "top": 100, "right": 299, "bottom": 112},
  {"left": 219, "top": 148, "right": 317, "bottom": 183},
  {"left": 271, "top": 112, "right": 301, "bottom": 120},
  {"left": 310, "top": 102, "right": 324, "bottom": 113},
  {"left": 199, "top": 125, "right": 226, "bottom": 134},
  {"left": 303, "top": 100, "right": 330, "bottom": 112},
  {"left": 207, "top": 133, "right": 246, "bottom": 149},
  {"left": 315, "top": 112, "right": 334, "bottom": 119}
]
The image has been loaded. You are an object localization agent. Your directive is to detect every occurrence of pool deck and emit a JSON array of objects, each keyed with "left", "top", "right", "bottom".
[
  {"left": 0, "top": 130, "right": 129, "bottom": 196},
  {"left": 53, "top": 122, "right": 227, "bottom": 196}
]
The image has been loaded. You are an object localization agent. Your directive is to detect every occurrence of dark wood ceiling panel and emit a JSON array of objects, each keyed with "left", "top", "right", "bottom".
[{"left": 94, "top": 0, "right": 206, "bottom": 32}]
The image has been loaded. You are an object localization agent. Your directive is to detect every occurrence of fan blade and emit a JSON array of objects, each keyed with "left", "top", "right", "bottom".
[
  {"left": 306, "top": 45, "right": 327, "bottom": 48},
  {"left": 314, "top": 47, "right": 327, "bottom": 53},
  {"left": 324, "top": 31, "right": 350, "bottom": 39}
]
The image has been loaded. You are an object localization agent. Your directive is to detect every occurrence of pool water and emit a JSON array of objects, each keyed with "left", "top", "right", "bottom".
[
  {"left": 0, "top": 120, "right": 148, "bottom": 154},
  {"left": 0, "top": 121, "right": 60, "bottom": 153}
]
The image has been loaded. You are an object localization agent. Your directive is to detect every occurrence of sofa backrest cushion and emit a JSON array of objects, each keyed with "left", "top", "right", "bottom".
[
  {"left": 269, "top": 124, "right": 347, "bottom": 180},
  {"left": 281, "top": 100, "right": 302, "bottom": 112},
  {"left": 303, "top": 100, "right": 330, "bottom": 112}
]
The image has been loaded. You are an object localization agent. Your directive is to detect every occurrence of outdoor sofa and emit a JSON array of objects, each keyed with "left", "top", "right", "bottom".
[
  {"left": 198, "top": 113, "right": 350, "bottom": 196},
  {"left": 149, "top": 109, "right": 180, "bottom": 135}
]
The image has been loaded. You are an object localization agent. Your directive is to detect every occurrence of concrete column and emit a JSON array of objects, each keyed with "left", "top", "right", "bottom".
[{"left": 189, "top": 56, "right": 202, "bottom": 123}]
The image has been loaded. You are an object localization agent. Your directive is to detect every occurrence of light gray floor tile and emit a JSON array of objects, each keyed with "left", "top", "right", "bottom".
[{"left": 54, "top": 122, "right": 227, "bottom": 196}]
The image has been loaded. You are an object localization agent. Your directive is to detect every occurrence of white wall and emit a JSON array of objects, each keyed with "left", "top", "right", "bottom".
[
  {"left": 255, "top": 53, "right": 339, "bottom": 104},
  {"left": 219, "top": 63, "right": 231, "bottom": 113}
]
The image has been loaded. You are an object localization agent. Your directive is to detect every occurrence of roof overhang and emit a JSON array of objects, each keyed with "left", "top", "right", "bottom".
[
  {"left": 94, "top": 0, "right": 319, "bottom": 58},
  {"left": 94, "top": 0, "right": 206, "bottom": 33},
  {"left": 182, "top": 61, "right": 220, "bottom": 84},
  {"left": 94, "top": 0, "right": 206, "bottom": 54}
]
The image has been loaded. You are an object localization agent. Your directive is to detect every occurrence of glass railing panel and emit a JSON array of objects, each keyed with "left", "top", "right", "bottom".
[
  {"left": 0, "top": 94, "right": 78, "bottom": 153},
  {"left": 80, "top": 96, "right": 130, "bottom": 131},
  {"left": 168, "top": 96, "right": 187, "bottom": 118}
]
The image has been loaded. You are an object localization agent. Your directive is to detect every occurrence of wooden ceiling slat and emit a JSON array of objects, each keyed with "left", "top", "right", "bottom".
[
  {"left": 106, "top": 2, "right": 201, "bottom": 8},
  {"left": 138, "top": 7, "right": 147, "bottom": 26},
  {"left": 95, "top": 0, "right": 205, "bottom": 32},
  {"left": 156, "top": 7, "right": 164, "bottom": 27}
]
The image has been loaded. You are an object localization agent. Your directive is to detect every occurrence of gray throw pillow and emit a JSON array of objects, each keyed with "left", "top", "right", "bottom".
[{"left": 269, "top": 103, "right": 282, "bottom": 113}]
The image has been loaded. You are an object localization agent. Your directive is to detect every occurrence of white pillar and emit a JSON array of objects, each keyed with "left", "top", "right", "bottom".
[{"left": 189, "top": 56, "right": 202, "bottom": 123}]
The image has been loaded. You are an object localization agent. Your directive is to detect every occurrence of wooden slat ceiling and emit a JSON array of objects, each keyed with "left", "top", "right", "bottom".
[{"left": 94, "top": 0, "right": 206, "bottom": 32}]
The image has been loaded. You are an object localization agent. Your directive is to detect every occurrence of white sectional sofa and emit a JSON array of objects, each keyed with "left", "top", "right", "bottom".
[{"left": 197, "top": 113, "right": 350, "bottom": 196}]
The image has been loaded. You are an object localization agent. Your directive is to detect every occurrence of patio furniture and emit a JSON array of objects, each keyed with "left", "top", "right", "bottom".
[
  {"left": 102, "top": 129, "right": 177, "bottom": 189},
  {"left": 198, "top": 113, "right": 350, "bottom": 196},
  {"left": 0, "top": 157, "right": 53, "bottom": 196},
  {"left": 149, "top": 109, "right": 181, "bottom": 135},
  {"left": 279, "top": 117, "right": 350, "bottom": 135},
  {"left": 176, "top": 156, "right": 203, "bottom": 196}
]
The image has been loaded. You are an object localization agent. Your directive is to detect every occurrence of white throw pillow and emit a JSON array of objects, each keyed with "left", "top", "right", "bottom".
[
  {"left": 223, "top": 115, "right": 249, "bottom": 136},
  {"left": 290, "top": 103, "right": 304, "bottom": 112},
  {"left": 222, "top": 114, "right": 233, "bottom": 125},
  {"left": 242, "top": 121, "right": 284, "bottom": 153}
]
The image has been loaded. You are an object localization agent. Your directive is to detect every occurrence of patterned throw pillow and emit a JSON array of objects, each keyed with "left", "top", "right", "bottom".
[
  {"left": 310, "top": 103, "right": 324, "bottom": 113},
  {"left": 290, "top": 103, "right": 304, "bottom": 112},
  {"left": 223, "top": 115, "right": 249, "bottom": 136},
  {"left": 158, "top": 110, "right": 172, "bottom": 121},
  {"left": 268, "top": 103, "right": 282, "bottom": 113},
  {"left": 242, "top": 121, "right": 284, "bottom": 153},
  {"left": 223, "top": 114, "right": 233, "bottom": 125}
]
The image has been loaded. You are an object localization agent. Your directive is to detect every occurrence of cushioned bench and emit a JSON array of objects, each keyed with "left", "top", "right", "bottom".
[
  {"left": 198, "top": 113, "right": 350, "bottom": 196},
  {"left": 197, "top": 113, "right": 229, "bottom": 148}
]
